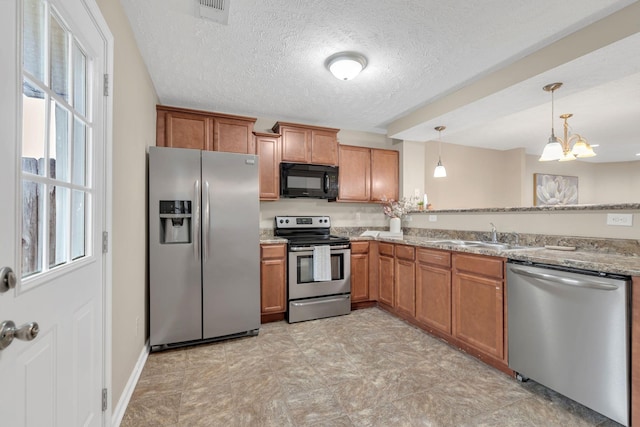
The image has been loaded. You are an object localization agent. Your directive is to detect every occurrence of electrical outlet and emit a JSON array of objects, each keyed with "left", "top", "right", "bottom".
[
  {"left": 606, "top": 213, "right": 633, "bottom": 226},
  {"left": 405, "top": 215, "right": 412, "bottom": 222},
  {"left": 429, "top": 215, "right": 437, "bottom": 222},
  {"left": 355, "top": 212, "right": 361, "bottom": 221}
]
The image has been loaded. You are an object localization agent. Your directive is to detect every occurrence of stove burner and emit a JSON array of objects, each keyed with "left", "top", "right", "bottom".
[{"left": 274, "top": 215, "right": 350, "bottom": 248}]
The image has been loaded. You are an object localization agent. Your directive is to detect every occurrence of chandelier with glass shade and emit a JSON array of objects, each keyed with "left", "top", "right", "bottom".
[{"left": 539, "top": 82, "right": 596, "bottom": 162}]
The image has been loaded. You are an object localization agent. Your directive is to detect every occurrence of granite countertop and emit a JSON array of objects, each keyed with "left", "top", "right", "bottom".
[
  {"left": 259, "top": 237, "right": 287, "bottom": 244},
  {"left": 361, "top": 236, "right": 640, "bottom": 277},
  {"left": 260, "top": 233, "right": 640, "bottom": 276}
]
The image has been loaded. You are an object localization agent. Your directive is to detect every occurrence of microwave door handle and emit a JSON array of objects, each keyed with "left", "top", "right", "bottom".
[{"left": 324, "top": 172, "right": 329, "bottom": 194}]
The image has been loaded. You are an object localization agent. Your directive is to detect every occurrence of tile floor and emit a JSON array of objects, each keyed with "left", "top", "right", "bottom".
[{"left": 121, "top": 307, "right": 623, "bottom": 427}]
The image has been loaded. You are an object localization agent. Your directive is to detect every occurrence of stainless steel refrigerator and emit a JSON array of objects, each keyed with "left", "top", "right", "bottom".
[{"left": 148, "top": 146, "right": 260, "bottom": 350}]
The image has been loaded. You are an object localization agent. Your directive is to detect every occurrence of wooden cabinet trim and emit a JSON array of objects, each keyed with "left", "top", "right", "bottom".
[
  {"left": 157, "top": 104, "right": 257, "bottom": 123},
  {"left": 261, "top": 244, "right": 286, "bottom": 259},
  {"left": 453, "top": 253, "right": 504, "bottom": 280},
  {"left": 417, "top": 248, "right": 451, "bottom": 268},
  {"left": 378, "top": 242, "right": 395, "bottom": 257},
  {"left": 272, "top": 121, "right": 340, "bottom": 133},
  {"left": 395, "top": 244, "right": 415, "bottom": 261},
  {"left": 350, "top": 241, "right": 370, "bottom": 254}
]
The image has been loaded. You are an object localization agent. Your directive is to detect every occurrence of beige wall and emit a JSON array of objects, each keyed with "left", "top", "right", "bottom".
[
  {"left": 422, "top": 142, "right": 523, "bottom": 209},
  {"left": 96, "top": 0, "right": 158, "bottom": 410}
]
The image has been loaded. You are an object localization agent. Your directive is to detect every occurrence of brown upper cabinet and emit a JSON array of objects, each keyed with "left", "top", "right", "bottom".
[
  {"left": 338, "top": 145, "right": 399, "bottom": 202},
  {"left": 254, "top": 132, "right": 281, "bottom": 201},
  {"left": 272, "top": 122, "right": 339, "bottom": 166},
  {"left": 157, "top": 105, "right": 257, "bottom": 154}
]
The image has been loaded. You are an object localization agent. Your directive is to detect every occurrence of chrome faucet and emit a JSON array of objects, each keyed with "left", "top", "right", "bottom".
[{"left": 489, "top": 223, "right": 498, "bottom": 243}]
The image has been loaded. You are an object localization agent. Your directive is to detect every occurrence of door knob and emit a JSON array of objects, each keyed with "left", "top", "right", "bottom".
[
  {"left": 0, "top": 267, "right": 16, "bottom": 293},
  {"left": 0, "top": 320, "right": 39, "bottom": 350}
]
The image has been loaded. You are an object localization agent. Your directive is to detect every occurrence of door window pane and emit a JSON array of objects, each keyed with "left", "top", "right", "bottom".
[
  {"left": 72, "top": 118, "right": 86, "bottom": 185},
  {"left": 49, "top": 185, "right": 69, "bottom": 268},
  {"left": 73, "top": 42, "right": 86, "bottom": 116},
  {"left": 23, "top": 0, "right": 45, "bottom": 82},
  {"left": 22, "top": 80, "right": 46, "bottom": 176},
  {"left": 22, "top": 180, "right": 44, "bottom": 277},
  {"left": 50, "top": 13, "right": 69, "bottom": 102},
  {"left": 49, "top": 101, "right": 70, "bottom": 181},
  {"left": 71, "top": 190, "right": 86, "bottom": 259},
  {"left": 21, "top": 0, "right": 93, "bottom": 278}
]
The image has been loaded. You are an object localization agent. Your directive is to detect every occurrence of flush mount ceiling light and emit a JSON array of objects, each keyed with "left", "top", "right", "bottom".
[
  {"left": 325, "top": 52, "right": 367, "bottom": 80},
  {"left": 433, "top": 126, "right": 447, "bottom": 178},
  {"left": 539, "top": 82, "right": 596, "bottom": 162}
]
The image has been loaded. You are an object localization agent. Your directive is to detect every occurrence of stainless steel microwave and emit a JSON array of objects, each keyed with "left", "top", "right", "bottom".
[{"left": 280, "top": 162, "right": 339, "bottom": 199}]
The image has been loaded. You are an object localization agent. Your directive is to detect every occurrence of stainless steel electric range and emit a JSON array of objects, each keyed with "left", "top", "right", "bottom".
[{"left": 274, "top": 216, "right": 351, "bottom": 323}]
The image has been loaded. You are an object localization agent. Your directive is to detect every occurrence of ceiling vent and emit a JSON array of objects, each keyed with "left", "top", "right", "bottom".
[{"left": 198, "top": 0, "right": 230, "bottom": 25}]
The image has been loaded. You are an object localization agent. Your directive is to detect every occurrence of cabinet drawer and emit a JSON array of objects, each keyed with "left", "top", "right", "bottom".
[
  {"left": 350, "top": 241, "right": 369, "bottom": 254},
  {"left": 379, "top": 242, "right": 395, "bottom": 257},
  {"left": 261, "top": 244, "right": 286, "bottom": 259},
  {"left": 417, "top": 248, "right": 451, "bottom": 268},
  {"left": 453, "top": 253, "right": 503, "bottom": 279},
  {"left": 395, "top": 245, "right": 415, "bottom": 261}
]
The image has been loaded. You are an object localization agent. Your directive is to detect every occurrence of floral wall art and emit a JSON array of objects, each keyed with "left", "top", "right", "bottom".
[{"left": 534, "top": 173, "right": 578, "bottom": 206}]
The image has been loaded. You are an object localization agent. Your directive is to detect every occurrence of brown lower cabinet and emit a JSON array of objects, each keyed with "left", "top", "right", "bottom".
[
  {"left": 350, "top": 241, "right": 370, "bottom": 302},
  {"left": 416, "top": 248, "right": 452, "bottom": 335},
  {"left": 452, "top": 253, "right": 505, "bottom": 361},
  {"left": 260, "top": 243, "right": 287, "bottom": 322},
  {"left": 395, "top": 245, "right": 416, "bottom": 317},
  {"left": 377, "top": 242, "right": 395, "bottom": 307}
]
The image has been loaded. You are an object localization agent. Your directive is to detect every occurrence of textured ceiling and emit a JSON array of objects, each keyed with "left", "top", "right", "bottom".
[{"left": 119, "top": 0, "right": 640, "bottom": 162}]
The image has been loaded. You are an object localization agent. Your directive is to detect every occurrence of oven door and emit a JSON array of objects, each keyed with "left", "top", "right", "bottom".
[{"left": 288, "top": 247, "right": 351, "bottom": 299}]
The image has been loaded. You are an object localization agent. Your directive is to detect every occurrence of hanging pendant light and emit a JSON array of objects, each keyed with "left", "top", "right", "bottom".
[
  {"left": 539, "top": 83, "right": 596, "bottom": 161},
  {"left": 433, "top": 126, "right": 447, "bottom": 178},
  {"left": 539, "top": 83, "right": 564, "bottom": 162}
]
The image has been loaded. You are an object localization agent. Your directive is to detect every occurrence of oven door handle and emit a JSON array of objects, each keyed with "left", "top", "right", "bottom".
[{"left": 289, "top": 245, "right": 350, "bottom": 252}]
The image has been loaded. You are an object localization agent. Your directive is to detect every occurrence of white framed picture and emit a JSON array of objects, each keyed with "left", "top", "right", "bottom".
[{"left": 534, "top": 173, "right": 578, "bottom": 206}]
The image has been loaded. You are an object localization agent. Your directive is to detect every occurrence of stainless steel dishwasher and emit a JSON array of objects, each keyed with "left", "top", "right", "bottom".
[{"left": 507, "top": 261, "right": 630, "bottom": 426}]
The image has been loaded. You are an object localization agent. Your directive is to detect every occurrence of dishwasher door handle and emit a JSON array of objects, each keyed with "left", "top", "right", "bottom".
[{"left": 510, "top": 267, "right": 620, "bottom": 291}]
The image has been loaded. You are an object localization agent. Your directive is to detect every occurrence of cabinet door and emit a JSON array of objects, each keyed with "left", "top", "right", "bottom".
[
  {"left": 162, "top": 111, "right": 212, "bottom": 150},
  {"left": 350, "top": 242, "right": 370, "bottom": 302},
  {"left": 338, "top": 145, "right": 370, "bottom": 201},
  {"left": 378, "top": 255, "right": 395, "bottom": 307},
  {"left": 256, "top": 134, "right": 280, "bottom": 200},
  {"left": 395, "top": 258, "right": 416, "bottom": 317},
  {"left": 371, "top": 149, "right": 399, "bottom": 202},
  {"left": 280, "top": 126, "right": 310, "bottom": 163},
  {"left": 452, "top": 271, "right": 504, "bottom": 360},
  {"left": 311, "top": 129, "right": 338, "bottom": 165},
  {"left": 260, "top": 244, "right": 287, "bottom": 314},
  {"left": 416, "top": 262, "right": 452, "bottom": 334},
  {"left": 213, "top": 117, "right": 255, "bottom": 154}
]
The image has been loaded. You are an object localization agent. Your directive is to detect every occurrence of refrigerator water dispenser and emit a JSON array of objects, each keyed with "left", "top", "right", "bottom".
[{"left": 159, "top": 200, "right": 191, "bottom": 244}]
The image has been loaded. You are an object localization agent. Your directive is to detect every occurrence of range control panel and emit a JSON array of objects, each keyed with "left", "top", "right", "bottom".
[{"left": 275, "top": 216, "right": 331, "bottom": 229}]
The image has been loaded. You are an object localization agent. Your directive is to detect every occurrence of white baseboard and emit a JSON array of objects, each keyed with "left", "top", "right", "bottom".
[{"left": 111, "top": 341, "right": 149, "bottom": 427}]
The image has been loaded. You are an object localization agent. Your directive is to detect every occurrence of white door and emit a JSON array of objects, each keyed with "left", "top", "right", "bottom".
[{"left": 0, "top": 0, "right": 109, "bottom": 426}]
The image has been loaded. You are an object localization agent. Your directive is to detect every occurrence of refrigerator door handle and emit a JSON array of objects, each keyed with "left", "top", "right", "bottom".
[
  {"left": 194, "top": 180, "right": 201, "bottom": 260},
  {"left": 203, "top": 181, "right": 210, "bottom": 263}
]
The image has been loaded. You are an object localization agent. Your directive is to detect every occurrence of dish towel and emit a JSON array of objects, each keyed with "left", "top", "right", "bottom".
[{"left": 313, "top": 245, "right": 332, "bottom": 282}]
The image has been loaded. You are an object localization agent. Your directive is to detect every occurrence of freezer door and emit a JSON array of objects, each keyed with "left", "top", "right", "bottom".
[
  {"left": 149, "top": 147, "right": 203, "bottom": 346},
  {"left": 202, "top": 151, "right": 260, "bottom": 339}
]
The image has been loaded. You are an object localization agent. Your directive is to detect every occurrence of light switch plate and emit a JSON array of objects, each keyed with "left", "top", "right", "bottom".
[{"left": 606, "top": 213, "right": 633, "bottom": 226}]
